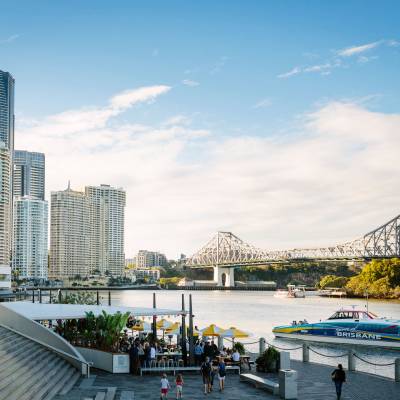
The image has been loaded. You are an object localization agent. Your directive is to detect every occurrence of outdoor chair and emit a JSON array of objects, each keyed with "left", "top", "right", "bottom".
[
  {"left": 167, "top": 358, "right": 175, "bottom": 368},
  {"left": 150, "top": 359, "right": 157, "bottom": 368},
  {"left": 158, "top": 359, "right": 166, "bottom": 368},
  {"left": 177, "top": 359, "right": 184, "bottom": 367}
]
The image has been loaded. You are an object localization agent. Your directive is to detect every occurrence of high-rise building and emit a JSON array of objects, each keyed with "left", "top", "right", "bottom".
[
  {"left": 0, "top": 146, "right": 11, "bottom": 263},
  {"left": 86, "top": 184, "right": 126, "bottom": 276},
  {"left": 12, "top": 196, "right": 48, "bottom": 279},
  {"left": 49, "top": 185, "right": 90, "bottom": 279},
  {"left": 13, "top": 150, "right": 45, "bottom": 200},
  {"left": 0, "top": 70, "right": 15, "bottom": 292},
  {"left": 12, "top": 150, "right": 48, "bottom": 280},
  {"left": 49, "top": 183, "right": 126, "bottom": 279},
  {"left": 135, "top": 250, "right": 167, "bottom": 268}
]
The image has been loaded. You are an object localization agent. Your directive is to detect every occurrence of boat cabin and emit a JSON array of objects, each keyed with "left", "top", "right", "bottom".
[{"left": 328, "top": 309, "right": 377, "bottom": 320}]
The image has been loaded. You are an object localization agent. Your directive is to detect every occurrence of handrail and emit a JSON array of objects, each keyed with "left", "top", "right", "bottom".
[{"left": 0, "top": 304, "right": 90, "bottom": 376}]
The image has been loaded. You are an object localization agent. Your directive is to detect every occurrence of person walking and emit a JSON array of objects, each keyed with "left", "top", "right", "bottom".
[
  {"left": 129, "top": 341, "right": 140, "bottom": 375},
  {"left": 217, "top": 358, "right": 226, "bottom": 392},
  {"left": 194, "top": 341, "right": 203, "bottom": 366},
  {"left": 331, "top": 364, "right": 346, "bottom": 400},
  {"left": 175, "top": 373, "right": 184, "bottom": 399},
  {"left": 200, "top": 357, "right": 212, "bottom": 394},
  {"left": 160, "top": 373, "right": 171, "bottom": 400}
]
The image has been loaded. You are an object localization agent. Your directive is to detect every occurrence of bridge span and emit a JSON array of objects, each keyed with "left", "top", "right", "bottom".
[{"left": 185, "top": 214, "right": 400, "bottom": 287}]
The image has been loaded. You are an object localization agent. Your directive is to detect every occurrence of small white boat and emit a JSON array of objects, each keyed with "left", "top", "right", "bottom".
[{"left": 274, "top": 284, "right": 306, "bottom": 298}]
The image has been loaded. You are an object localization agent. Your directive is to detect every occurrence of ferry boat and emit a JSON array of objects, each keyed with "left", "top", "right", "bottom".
[
  {"left": 272, "top": 308, "right": 400, "bottom": 349},
  {"left": 274, "top": 284, "right": 306, "bottom": 298}
]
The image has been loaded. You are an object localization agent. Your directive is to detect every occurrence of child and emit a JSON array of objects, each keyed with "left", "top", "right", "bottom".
[
  {"left": 218, "top": 359, "right": 226, "bottom": 392},
  {"left": 175, "top": 373, "right": 184, "bottom": 399},
  {"left": 160, "top": 373, "right": 170, "bottom": 400}
]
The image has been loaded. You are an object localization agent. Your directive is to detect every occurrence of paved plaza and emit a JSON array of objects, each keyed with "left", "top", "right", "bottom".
[{"left": 54, "top": 360, "right": 400, "bottom": 400}]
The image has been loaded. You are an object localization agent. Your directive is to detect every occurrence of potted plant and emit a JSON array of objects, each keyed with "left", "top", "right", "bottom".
[
  {"left": 233, "top": 342, "right": 245, "bottom": 355},
  {"left": 256, "top": 347, "right": 280, "bottom": 372}
]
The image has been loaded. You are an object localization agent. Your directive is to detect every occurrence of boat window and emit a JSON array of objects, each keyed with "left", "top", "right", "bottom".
[{"left": 328, "top": 311, "right": 356, "bottom": 320}]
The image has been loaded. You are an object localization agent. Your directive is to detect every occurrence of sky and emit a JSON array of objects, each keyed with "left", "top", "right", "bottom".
[{"left": 1, "top": 1, "right": 400, "bottom": 258}]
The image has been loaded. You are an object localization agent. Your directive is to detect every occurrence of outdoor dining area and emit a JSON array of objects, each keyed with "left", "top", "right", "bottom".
[{"left": 125, "top": 318, "right": 253, "bottom": 375}]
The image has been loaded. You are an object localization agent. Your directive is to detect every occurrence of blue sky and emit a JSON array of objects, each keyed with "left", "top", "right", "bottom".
[{"left": 1, "top": 1, "right": 400, "bottom": 257}]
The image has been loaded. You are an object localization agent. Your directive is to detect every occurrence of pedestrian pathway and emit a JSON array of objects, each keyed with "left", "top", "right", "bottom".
[{"left": 54, "top": 361, "right": 400, "bottom": 400}]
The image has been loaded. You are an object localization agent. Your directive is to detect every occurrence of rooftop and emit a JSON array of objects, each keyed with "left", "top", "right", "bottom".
[{"left": 2, "top": 302, "right": 184, "bottom": 320}]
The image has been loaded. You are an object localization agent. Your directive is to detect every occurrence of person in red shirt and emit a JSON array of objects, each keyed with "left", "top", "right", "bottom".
[{"left": 175, "top": 373, "right": 184, "bottom": 399}]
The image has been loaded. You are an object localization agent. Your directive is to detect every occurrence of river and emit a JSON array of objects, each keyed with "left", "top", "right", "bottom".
[{"left": 107, "top": 289, "right": 400, "bottom": 379}]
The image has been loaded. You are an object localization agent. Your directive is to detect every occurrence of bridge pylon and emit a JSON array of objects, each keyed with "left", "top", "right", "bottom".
[{"left": 213, "top": 266, "right": 235, "bottom": 287}]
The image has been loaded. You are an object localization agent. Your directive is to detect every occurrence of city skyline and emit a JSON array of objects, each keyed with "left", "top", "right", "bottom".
[{"left": 1, "top": 1, "right": 400, "bottom": 258}]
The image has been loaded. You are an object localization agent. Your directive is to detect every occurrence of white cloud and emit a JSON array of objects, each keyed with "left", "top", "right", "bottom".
[
  {"left": 277, "top": 66, "right": 301, "bottom": 79},
  {"left": 16, "top": 92, "right": 400, "bottom": 259},
  {"left": 278, "top": 39, "right": 398, "bottom": 79},
  {"left": 182, "top": 79, "right": 200, "bottom": 87},
  {"left": 253, "top": 98, "right": 272, "bottom": 109},
  {"left": 19, "top": 85, "right": 170, "bottom": 137},
  {"left": 337, "top": 41, "right": 381, "bottom": 57},
  {"left": 0, "top": 34, "right": 19, "bottom": 44}
]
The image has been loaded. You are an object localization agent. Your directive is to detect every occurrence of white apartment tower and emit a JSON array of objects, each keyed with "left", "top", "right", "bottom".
[
  {"left": 13, "top": 197, "right": 48, "bottom": 279},
  {"left": 12, "top": 150, "right": 48, "bottom": 280},
  {"left": 49, "top": 185, "right": 90, "bottom": 279},
  {"left": 86, "top": 184, "right": 126, "bottom": 276}
]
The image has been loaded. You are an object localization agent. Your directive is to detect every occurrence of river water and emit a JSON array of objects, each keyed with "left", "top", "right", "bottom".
[{"left": 108, "top": 290, "right": 400, "bottom": 379}]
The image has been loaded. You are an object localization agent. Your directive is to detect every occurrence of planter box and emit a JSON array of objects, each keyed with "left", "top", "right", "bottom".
[{"left": 75, "top": 346, "right": 129, "bottom": 373}]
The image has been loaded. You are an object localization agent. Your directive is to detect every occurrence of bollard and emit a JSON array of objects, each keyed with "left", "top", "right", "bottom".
[
  {"left": 108, "top": 291, "right": 111, "bottom": 306},
  {"left": 395, "top": 358, "right": 400, "bottom": 382},
  {"left": 302, "top": 343, "right": 309, "bottom": 362},
  {"left": 280, "top": 351, "right": 291, "bottom": 370},
  {"left": 58, "top": 289, "right": 62, "bottom": 303},
  {"left": 96, "top": 290, "right": 100, "bottom": 305},
  {"left": 39, "top": 289, "right": 42, "bottom": 303},
  {"left": 32, "top": 290, "right": 35, "bottom": 303},
  {"left": 348, "top": 350, "right": 355, "bottom": 371},
  {"left": 259, "top": 337, "right": 266, "bottom": 355},
  {"left": 217, "top": 335, "right": 224, "bottom": 350}
]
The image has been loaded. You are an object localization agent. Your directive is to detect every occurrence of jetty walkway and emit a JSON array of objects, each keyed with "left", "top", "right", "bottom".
[{"left": 54, "top": 360, "right": 400, "bottom": 400}]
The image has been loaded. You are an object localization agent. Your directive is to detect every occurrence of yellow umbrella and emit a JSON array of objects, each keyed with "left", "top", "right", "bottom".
[
  {"left": 220, "top": 327, "right": 250, "bottom": 338},
  {"left": 156, "top": 319, "right": 174, "bottom": 330},
  {"left": 165, "top": 322, "right": 181, "bottom": 335},
  {"left": 201, "top": 324, "right": 224, "bottom": 337},
  {"left": 131, "top": 320, "right": 152, "bottom": 332}
]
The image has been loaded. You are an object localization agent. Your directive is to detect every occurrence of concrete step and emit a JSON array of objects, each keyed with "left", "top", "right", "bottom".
[
  {"left": 0, "top": 328, "right": 19, "bottom": 344},
  {"left": 0, "top": 351, "right": 56, "bottom": 398},
  {"left": 0, "top": 340, "right": 39, "bottom": 376},
  {"left": 58, "top": 370, "right": 81, "bottom": 396},
  {"left": 19, "top": 358, "right": 71, "bottom": 400},
  {"left": 6, "top": 356, "right": 63, "bottom": 400},
  {"left": 0, "top": 346, "right": 53, "bottom": 391},
  {"left": 0, "top": 332, "right": 27, "bottom": 349},
  {"left": 0, "top": 326, "right": 81, "bottom": 400},
  {"left": 41, "top": 366, "right": 79, "bottom": 400}
]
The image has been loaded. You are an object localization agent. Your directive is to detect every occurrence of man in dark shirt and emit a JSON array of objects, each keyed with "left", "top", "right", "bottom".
[
  {"left": 331, "top": 364, "right": 346, "bottom": 400},
  {"left": 129, "top": 341, "right": 140, "bottom": 375}
]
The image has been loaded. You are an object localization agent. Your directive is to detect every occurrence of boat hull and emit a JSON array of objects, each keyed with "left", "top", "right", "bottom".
[
  {"left": 273, "top": 320, "right": 400, "bottom": 349},
  {"left": 273, "top": 331, "right": 400, "bottom": 349}
]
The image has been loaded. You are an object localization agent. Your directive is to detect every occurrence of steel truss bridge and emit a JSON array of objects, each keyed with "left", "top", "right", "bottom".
[{"left": 186, "top": 214, "right": 400, "bottom": 268}]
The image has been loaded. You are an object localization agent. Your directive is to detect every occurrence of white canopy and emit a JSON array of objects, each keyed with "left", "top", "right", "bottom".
[{"left": 2, "top": 302, "right": 184, "bottom": 321}]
